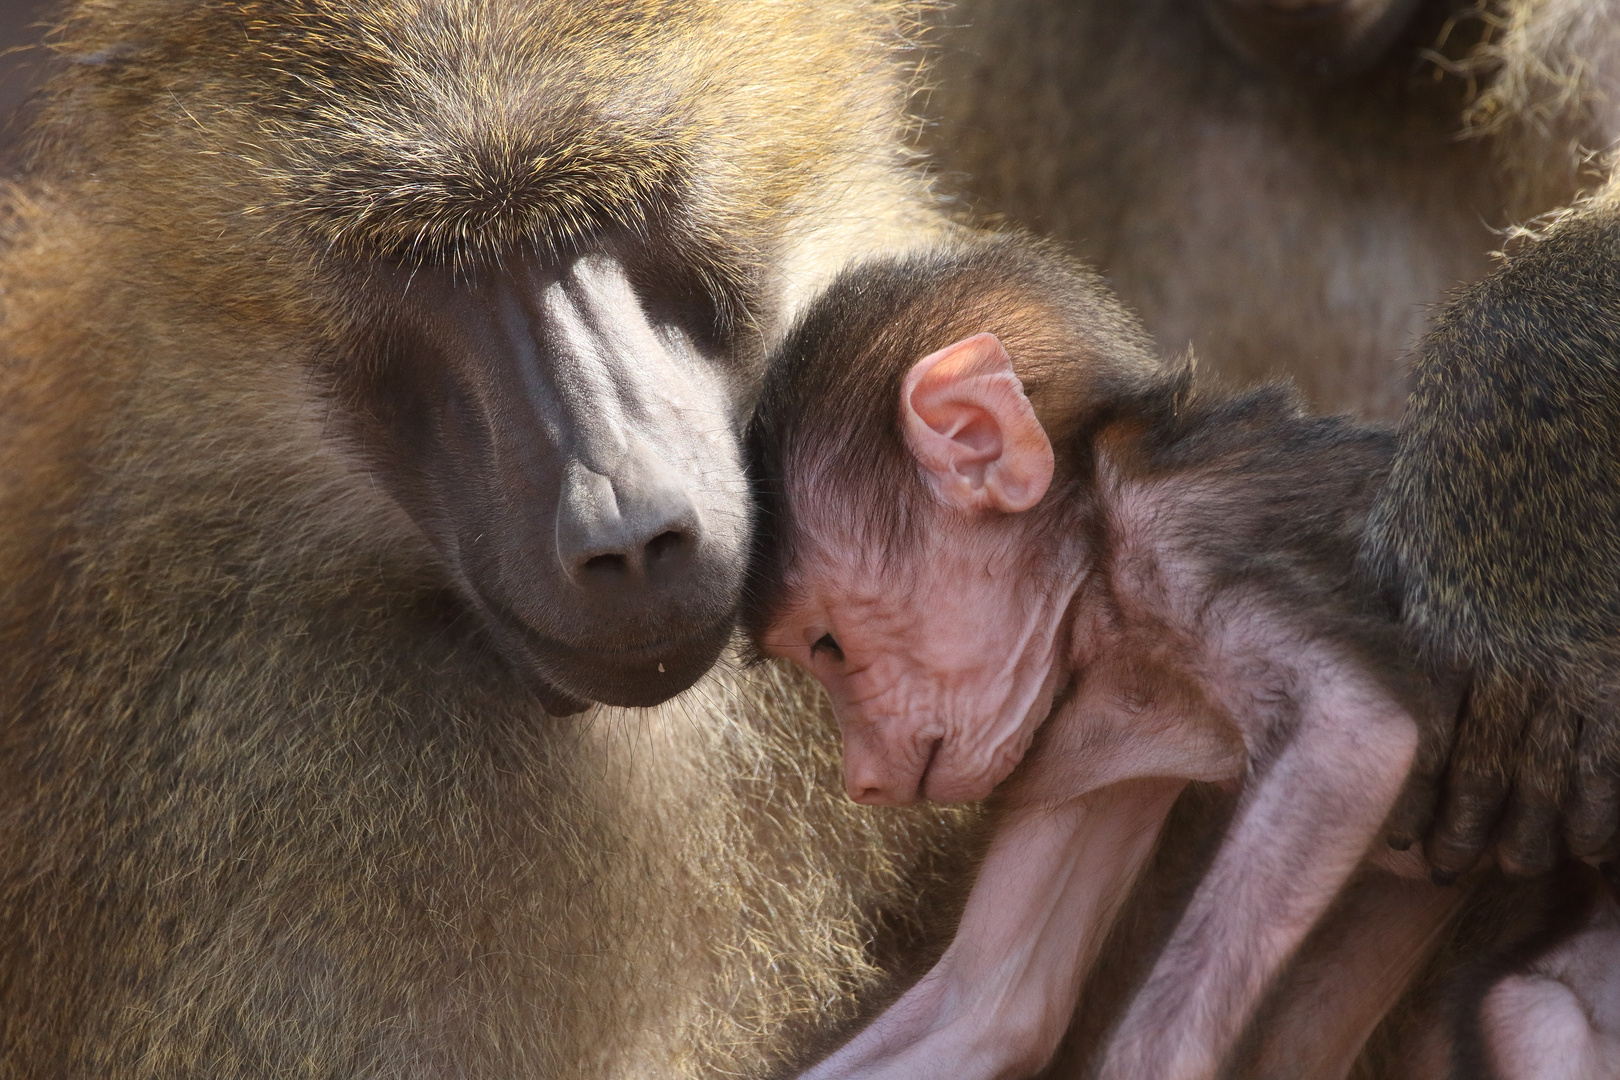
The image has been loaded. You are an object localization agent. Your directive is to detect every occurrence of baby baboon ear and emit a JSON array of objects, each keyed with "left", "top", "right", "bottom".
[{"left": 901, "top": 333, "right": 1054, "bottom": 514}]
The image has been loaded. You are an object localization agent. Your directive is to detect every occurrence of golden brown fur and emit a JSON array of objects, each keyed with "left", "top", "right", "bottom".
[{"left": 0, "top": 3, "right": 980, "bottom": 1078}]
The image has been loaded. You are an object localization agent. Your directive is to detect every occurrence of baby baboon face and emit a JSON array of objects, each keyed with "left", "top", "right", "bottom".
[
  {"left": 759, "top": 334, "right": 1074, "bottom": 805},
  {"left": 761, "top": 515, "right": 1071, "bottom": 805}
]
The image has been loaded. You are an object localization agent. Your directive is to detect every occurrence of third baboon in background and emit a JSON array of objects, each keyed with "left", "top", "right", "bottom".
[
  {"left": 927, "top": 0, "right": 1542, "bottom": 421},
  {"left": 928, "top": 0, "right": 1620, "bottom": 913}
]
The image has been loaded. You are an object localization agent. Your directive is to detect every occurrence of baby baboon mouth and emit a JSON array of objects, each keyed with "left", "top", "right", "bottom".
[{"left": 916, "top": 737, "right": 945, "bottom": 804}]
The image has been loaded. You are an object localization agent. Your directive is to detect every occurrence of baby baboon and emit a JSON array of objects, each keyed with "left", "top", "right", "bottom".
[
  {"left": 0, "top": 2, "right": 971, "bottom": 1078},
  {"left": 927, "top": 0, "right": 1620, "bottom": 893},
  {"left": 743, "top": 235, "right": 1620, "bottom": 1079}
]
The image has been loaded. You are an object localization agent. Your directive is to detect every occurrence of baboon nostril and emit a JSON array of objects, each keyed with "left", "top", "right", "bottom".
[
  {"left": 645, "top": 530, "right": 686, "bottom": 564},
  {"left": 571, "top": 531, "right": 693, "bottom": 582},
  {"left": 583, "top": 552, "right": 630, "bottom": 576}
]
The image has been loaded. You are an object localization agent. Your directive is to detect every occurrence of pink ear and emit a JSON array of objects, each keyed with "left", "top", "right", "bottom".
[{"left": 901, "top": 333, "right": 1055, "bottom": 513}]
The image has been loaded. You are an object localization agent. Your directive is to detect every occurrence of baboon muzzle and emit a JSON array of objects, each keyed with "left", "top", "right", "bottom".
[{"left": 373, "top": 253, "right": 749, "bottom": 712}]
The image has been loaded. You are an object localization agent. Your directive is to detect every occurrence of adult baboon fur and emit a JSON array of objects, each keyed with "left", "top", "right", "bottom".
[
  {"left": 0, "top": 2, "right": 980, "bottom": 1078},
  {"left": 0, "top": 1, "right": 53, "bottom": 156}
]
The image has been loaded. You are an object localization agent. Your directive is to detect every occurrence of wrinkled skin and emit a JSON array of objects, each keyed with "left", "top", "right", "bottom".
[{"left": 763, "top": 510, "right": 1080, "bottom": 805}]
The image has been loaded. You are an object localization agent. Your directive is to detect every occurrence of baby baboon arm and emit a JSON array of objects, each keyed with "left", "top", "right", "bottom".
[
  {"left": 1366, "top": 209, "right": 1620, "bottom": 879},
  {"left": 1096, "top": 659, "right": 1418, "bottom": 1080},
  {"left": 799, "top": 779, "right": 1182, "bottom": 1080},
  {"left": 1230, "top": 871, "right": 1467, "bottom": 1080}
]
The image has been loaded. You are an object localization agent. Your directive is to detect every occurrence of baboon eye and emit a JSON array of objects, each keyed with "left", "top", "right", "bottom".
[{"left": 811, "top": 633, "right": 844, "bottom": 663}]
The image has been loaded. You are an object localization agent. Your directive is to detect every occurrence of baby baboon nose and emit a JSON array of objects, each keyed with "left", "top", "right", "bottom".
[
  {"left": 847, "top": 780, "right": 886, "bottom": 805},
  {"left": 845, "top": 764, "right": 915, "bottom": 808}
]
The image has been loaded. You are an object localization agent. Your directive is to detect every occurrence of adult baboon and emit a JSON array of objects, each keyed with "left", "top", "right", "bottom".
[{"left": 0, "top": 2, "right": 977, "bottom": 1077}]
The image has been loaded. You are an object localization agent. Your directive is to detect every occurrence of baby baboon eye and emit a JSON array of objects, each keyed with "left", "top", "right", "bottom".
[{"left": 811, "top": 632, "right": 844, "bottom": 663}]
